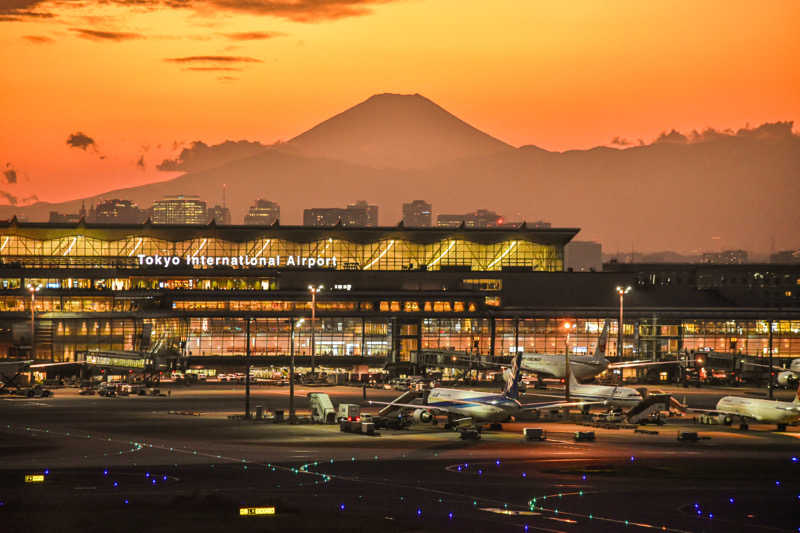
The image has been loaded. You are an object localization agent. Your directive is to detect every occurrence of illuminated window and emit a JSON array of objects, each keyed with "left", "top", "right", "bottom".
[
  {"left": 404, "top": 301, "right": 420, "bottom": 312},
  {"left": 453, "top": 302, "right": 465, "bottom": 313},
  {"left": 485, "top": 296, "right": 501, "bottom": 307}
]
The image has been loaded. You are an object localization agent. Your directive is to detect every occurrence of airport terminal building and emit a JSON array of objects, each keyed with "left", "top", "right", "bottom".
[{"left": 0, "top": 219, "right": 798, "bottom": 374}]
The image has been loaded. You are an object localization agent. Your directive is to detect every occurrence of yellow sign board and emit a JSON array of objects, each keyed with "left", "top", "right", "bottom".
[
  {"left": 25, "top": 474, "right": 45, "bottom": 483},
  {"left": 239, "top": 506, "right": 276, "bottom": 517}
]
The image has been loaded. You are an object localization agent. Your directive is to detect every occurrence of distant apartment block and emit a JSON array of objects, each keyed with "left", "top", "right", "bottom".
[
  {"left": 48, "top": 211, "right": 82, "bottom": 223},
  {"left": 304, "top": 204, "right": 372, "bottom": 227},
  {"left": 565, "top": 241, "right": 603, "bottom": 272},
  {"left": 244, "top": 199, "right": 280, "bottom": 225},
  {"left": 771, "top": 249, "right": 800, "bottom": 264},
  {"left": 90, "top": 199, "right": 145, "bottom": 224},
  {"left": 208, "top": 205, "right": 231, "bottom": 225},
  {"left": 347, "top": 200, "right": 378, "bottom": 226},
  {"left": 436, "top": 209, "right": 504, "bottom": 229},
  {"left": 402, "top": 200, "right": 432, "bottom": 227},
  {"left": 152, "top": 195, "right": 208, "bottom": 225},
  {"left": 701, "top": 250, "right": 749, "bottom": 265}
]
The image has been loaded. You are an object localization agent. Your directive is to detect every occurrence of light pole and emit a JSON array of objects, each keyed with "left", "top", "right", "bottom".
[
  {"left": 615, "top": 286, "right": 632, "bottom": 358},
  {"left": 563, "top": 321, "right": 575, "bottom": 401},
  {"left": 308, "top": 284, "right": 323, "bottom": 376},
  {"left": 26, "top": 283, "right": 41, "bottom": 359},
  {"left": 289, "top": 317, "right": 304, "bottom": 424}
]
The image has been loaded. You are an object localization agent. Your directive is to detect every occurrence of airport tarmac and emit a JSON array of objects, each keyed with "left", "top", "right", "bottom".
[{"left": 1, "top": 384, "right": 799, "bottom": 532}]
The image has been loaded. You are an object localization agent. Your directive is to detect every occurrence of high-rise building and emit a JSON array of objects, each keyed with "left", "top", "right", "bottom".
[
  {"left": 436, "top": 209, "right": 503, "bottom": 229},
  {"left": 90, "top": 199, "right": 145, "bottom": 224},
  {"left": 244, "top": 199, "right": 280, "bottom": 225},
  {"left": 48, "top": 211, "right": 81, "bottom": 223},
  {"left": 304, "top": 206, "right": 369, "bottom": 227},
  {"left": 701, "top": 250, "right": 749, "bottom": 264},
  {"left": 402, "top": 200, "right": 432, "bottom": 227},
  {"left": 208, "top": 205, "right": 231, "bottom": 225},
  {"left": 347, "top": 200, "right": 378, "bottom": 227},
  {"left": 151, "top": 195, "right": 208, "bottom": 225}
]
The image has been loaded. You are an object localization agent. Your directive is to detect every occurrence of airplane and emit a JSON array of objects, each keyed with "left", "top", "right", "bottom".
[
  {"left": 686, "top": 381, "right": 800, "bottom": 432},
  {"left": 519, "top": 321, "right": 681, "bottom": 381},
  {"left": 744, "top": 358, "right": 800, "bottom": 388},
  {"left": 367, "top": 352, "right": 606, "bottom": 438},
  {"left": 0, "top": 359, "right": 78, "bottom": 394}
]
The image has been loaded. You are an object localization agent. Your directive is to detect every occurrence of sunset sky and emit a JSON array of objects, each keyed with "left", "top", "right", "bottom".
[{"left": 1, "top": 0, "right": 799, "bottom": 204}]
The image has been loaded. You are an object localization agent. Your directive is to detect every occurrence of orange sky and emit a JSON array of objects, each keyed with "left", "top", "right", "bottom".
[{"left": 1, "top": 0, "right": 799, "bottom": 203}]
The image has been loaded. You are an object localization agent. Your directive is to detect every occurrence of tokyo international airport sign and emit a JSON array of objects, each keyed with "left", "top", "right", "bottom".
[{"left": 137, "top": 254, "right": 338, "bottom": 269}]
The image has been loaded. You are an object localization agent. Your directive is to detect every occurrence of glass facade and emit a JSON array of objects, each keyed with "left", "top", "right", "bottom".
[{"left": 0, "top": 231, "right": 566, "bottom": 271}]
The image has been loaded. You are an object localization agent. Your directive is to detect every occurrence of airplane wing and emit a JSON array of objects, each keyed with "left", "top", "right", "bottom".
[
  {"left": 28, "top": 361, "right": 82, "bottom": 368},
  {"left": 607, "top": 360, "right": 682, "bottom": 369},
  {"left": 0, "top": 360, "right": 33, "bottom": 368},
  {"left": 737, "top": 361, "right": 787, "bottom": 370},
  {"left": 367, "top": 400, "right": 452, "bottom": 415},
  {"left": 776, "top": 405, "right": 800, "bottom": 412},
  {"left": 518, "top": 400, "right": 607, "bottom": 411}
]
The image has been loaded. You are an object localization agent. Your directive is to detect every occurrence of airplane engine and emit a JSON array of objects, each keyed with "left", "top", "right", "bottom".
[
  {"left": 412, "top": 409, "right": 434, "bottom": 423},
  {"left": 777, "top": 371, "right": 797, "bottom": 387},
  {"left": 718, "top": 414, "right": 732, "bottom": 426}
]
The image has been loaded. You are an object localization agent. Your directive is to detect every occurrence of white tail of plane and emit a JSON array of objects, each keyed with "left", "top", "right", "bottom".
[
  {"left": 591, "top": 321, "right": 610, "bottom": 362},
  {"left": 503, "top": 351, "right": 523, "bottom": 399}
]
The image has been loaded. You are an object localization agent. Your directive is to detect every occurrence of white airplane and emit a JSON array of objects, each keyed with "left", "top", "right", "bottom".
[
  {"left": 520, "top": 321, "right": 680, "bottom": 381},
  {"left": 745, "top": 358, "right": 800, "bottom": 388},
  {"left": 368, "top": 352, "right": 604, "bottom": 436},
  {"left": 0, "top": 359, "right": 78, "bottom": 392},
  {"left": 688, "top": 382, "right": 800, "bottom": 432}
]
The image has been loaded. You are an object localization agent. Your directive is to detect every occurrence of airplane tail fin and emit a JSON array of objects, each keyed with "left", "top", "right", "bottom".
[
  {"left": 593, "top": 321, "right": 610, "bottom": 361},
  {"left": 503, "top": 351, "right": 523, "bottom": 399}
]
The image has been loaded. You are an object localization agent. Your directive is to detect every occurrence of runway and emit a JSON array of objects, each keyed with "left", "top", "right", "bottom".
[{"left": 1, "top": 384, "right": 798, "bottom": 532}]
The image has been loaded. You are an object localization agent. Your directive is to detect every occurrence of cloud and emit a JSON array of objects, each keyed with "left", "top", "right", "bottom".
[
  {"left": 66, "top": 131, "right": 96, "bottom": 151},
  {"left": 165, "top": 55, "right": 262, "bottom": 63},
  {"left": 0, "top": 190, "right": 18, "bottom": 205},
  {"left": 184, "top": 66, "right": 243, "bottom": 71},
  {"left": 654, "top": 129, "right": 688, "bottom": 144},
  {"left": 136, "top": 155, "right": 145, "bottom": 169},
  {"left": 1, "top": 0, "right": 397, "bottom": 24},
  {"left": 71, "top": 28, "right": 144, "bottom": 41},
  {"left": 221, "top": 31, "right": 285, "bottom": 40},
  {"left": 218, "top": 75, "right": 238, "bottom": 81},
  {"left": 22, "top": 194, "right": 38, "bottom": 204},
  {"left": 3, "top": 163, "right": 17, "bottom": 184},
  {"left": 157, "top": 139, "right": 268, "bottom": 172},
  {"left": 22, "top": 34, "right": 53, "bottom": 43},
  {"left": 735, "top": 121, "right": 795, "bottom": 140},
  {"left": 609, "top": 136, "right": 632, "bottom": 147}
]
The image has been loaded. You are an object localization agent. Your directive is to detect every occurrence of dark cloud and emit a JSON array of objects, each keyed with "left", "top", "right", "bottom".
[
  {"left": 136, "top": 155, "right": 145, "bottom": 169},
  {"left": 71, "top": 28, "right": 144, "bottom": 41},
  {"left": 66, "top": 131, "right": 96, "bottom": 151},
  {"left": 609, "top": 136, "right": 632, "bottom": 147},
  {"left": 736, "top": 121, "right": 795, "bottom": 140},
  {"left": 165, "top": 55, "right": 262, "bottom": 63},
  {"left": 157, "top": 139, "right": 267, "bottom": 172},
  {"left": 1, "top": 0, "right": 396, "bottom": 24},
  {"left": 22, "top": 194, "right": 38, "bottom": 204},
  {"left": 3, "top": 163, "right": 17, "bottom": 184},
  {"left": 221, "top": 31, "right": 284, "bottom": 40},
  {"left": 0, "top": 0, "right": 54, "bottom": 20},
  {"left": 654, "top": 129, "right": 688, "bottom": 144},
  {"left": 184, "top": 66, "right": 243, "bottom": 71},
  {"left": 650, "top": 122, "right": 797, "bottom": 146},
  {"left": 22, "top": 34, "right": 53, "bottom": 43},
  {"left": 0, "top": 190, "right": 18, "bottom": 205}
]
